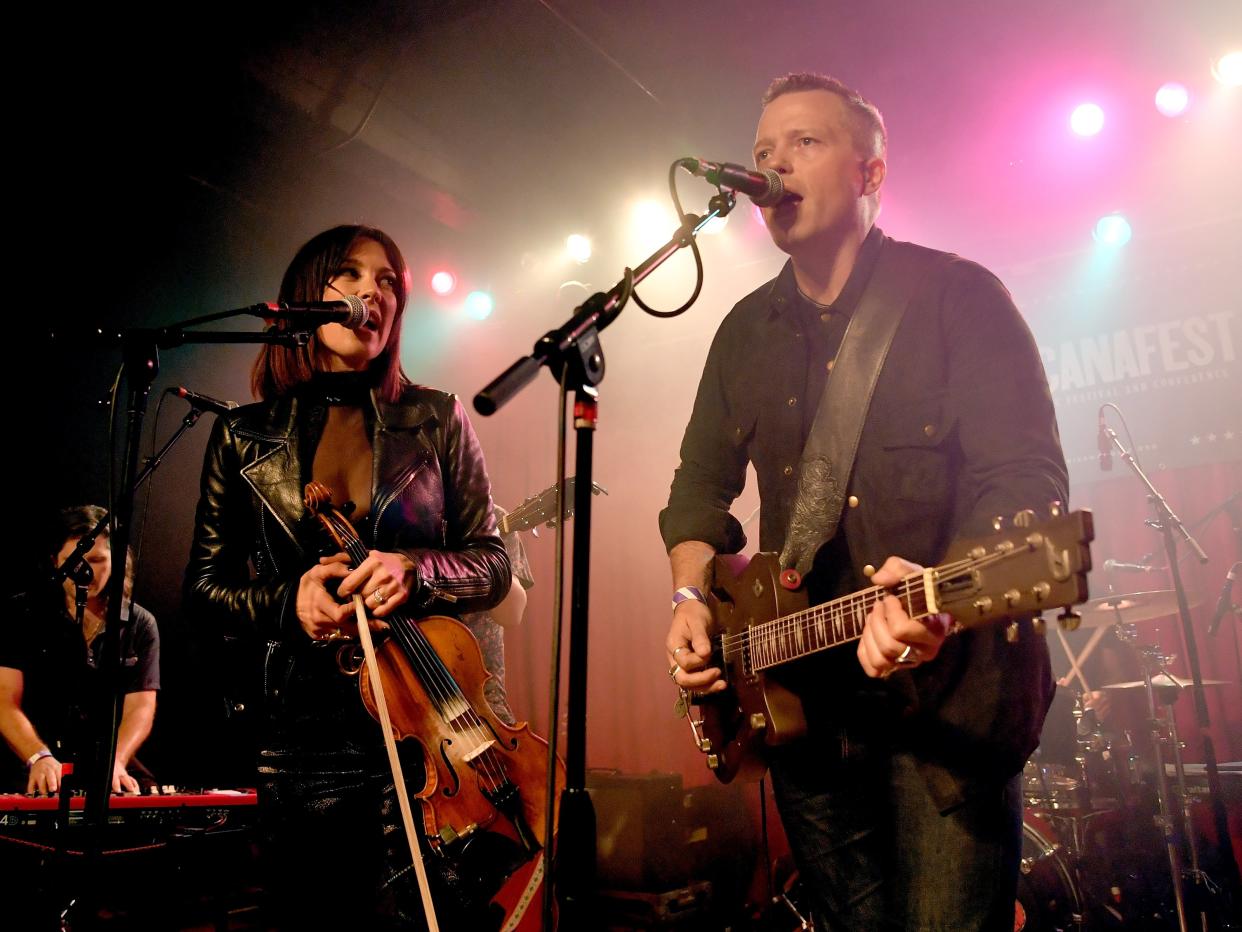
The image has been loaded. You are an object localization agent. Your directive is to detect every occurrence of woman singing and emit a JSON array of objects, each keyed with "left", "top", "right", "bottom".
[{"left": 184, "top": 225, "right": 510, "bottom": 929}]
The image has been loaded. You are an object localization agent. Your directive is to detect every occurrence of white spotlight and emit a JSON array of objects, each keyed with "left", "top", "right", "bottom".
[{"left": 566, "top": 234, "right": 592, "bottom": 263}]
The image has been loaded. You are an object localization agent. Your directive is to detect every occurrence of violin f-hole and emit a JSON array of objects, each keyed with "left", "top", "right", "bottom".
[{"left": 438, "top": 738, "right": 461, "bottom": 798}]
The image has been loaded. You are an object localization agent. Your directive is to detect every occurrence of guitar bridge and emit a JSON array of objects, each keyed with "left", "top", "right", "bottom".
[{"left": 680, "top": 688, "right": 713, "bottom": 754}]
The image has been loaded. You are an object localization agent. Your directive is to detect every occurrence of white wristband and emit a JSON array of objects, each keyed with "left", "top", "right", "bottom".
[{"left": 25, "top": 748, "right": 52, "bottom": 770}]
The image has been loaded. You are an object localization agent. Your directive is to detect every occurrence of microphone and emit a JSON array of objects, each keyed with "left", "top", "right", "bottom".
[
  {"left": 679, "top": 157, "right": 785, "bottom": 207},
  {"left": 1102, "top": 559, "right": 1158, "bottom": 573},
  {"left": 1097, "top": 407, "right": 1112, "bottom": 471},
  {"left": 250, "top": 294, "right": 369, "bottom": 330},
  {"left": 1208, "top": 563, "right": 1240, "bottom": 636},
  {"left": 170, "top": 386, "right": 240, "bottom": 417}
]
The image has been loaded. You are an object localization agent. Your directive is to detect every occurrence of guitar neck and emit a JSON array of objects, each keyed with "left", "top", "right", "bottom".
[{"left": 745, "top": 575, "right": 935, "bottom": 672}]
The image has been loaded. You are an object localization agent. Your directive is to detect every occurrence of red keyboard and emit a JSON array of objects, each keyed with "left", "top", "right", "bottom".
[{"left": 0, "top": 790, "right": 256, "bottom": 812}]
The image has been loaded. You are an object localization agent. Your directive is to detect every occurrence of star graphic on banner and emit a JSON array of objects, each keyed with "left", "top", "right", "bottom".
[
  {"left": 1190, "top": 435, "right": 1201, "bottom": 445},
  {"left": 1208, "top": 433, "right": 1218, "bottom": 442},
  {"left": 1227, "top": 431, "right": 1236, "bottom": 441}
]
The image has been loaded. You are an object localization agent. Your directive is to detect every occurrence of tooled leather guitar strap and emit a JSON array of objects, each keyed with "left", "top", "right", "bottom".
[{"left": 779, "top": 239, "right": 939, "bottom": 577}]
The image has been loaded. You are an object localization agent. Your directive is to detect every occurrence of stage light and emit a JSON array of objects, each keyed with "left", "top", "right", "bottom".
[
  {"left": 1213, "top": 51, "right": 1242, "bottom": 87},
  {"left": 1154, "top": 82, "right": 1190, "bottom": 117},
  {"left": 630, "top": 199, "right": 677, "bottom": 248},
  {"left": 430, "top": 270, "right": 456, "bottom": 296},
  {"left": 566, "top": 234, "right": 592, "bottom": 263},
  {"left": 464, "top": 290, "right": 494, "bottom": 320},
  {"left": 1070, "top": 103, "right": 1105, "bottom": 136},
  {"left": 1093, "top": 213, "right": 1132, "bottom": 248}
]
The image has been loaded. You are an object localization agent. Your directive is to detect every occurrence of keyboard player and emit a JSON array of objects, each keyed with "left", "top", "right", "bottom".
[{"left": 0, "top": 505, "right": 159, "bottom": 795}]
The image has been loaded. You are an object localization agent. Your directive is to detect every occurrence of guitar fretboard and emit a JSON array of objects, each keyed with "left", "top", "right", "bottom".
[{"left": 735, "top": 576, "right": 933, "bottom": 673}]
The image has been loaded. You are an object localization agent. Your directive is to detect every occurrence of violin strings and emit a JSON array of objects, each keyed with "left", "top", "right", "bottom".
[{"left": 325, "top": 509, "right": 511, "bottom": 794}]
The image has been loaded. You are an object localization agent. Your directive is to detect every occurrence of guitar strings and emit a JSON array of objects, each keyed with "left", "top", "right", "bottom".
[
  {"left": 327, "top": 511, "right": 513, "bottom": 798},
  {"left": 717, "top": 547, "right": 1008, "bottom": 651},
  {"left": 718, "top": 547, "right": 1025, "bottom": 668}
]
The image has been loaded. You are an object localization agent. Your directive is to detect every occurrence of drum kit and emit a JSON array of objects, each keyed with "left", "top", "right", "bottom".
[{"left": 1016, "top": 588, "right": 1237, "bottom": 931}]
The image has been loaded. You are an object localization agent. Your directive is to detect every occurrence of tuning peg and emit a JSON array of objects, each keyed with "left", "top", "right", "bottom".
[
  {"left": 1012, "top": 508, "right": 1036, "bottom": 528},
  {"left": 1048, "top": 500, "right": 1064, "bottom": 518},
  {"left": 1005, "top": 621, "right": 1020, "bottom": 643},
  {"left": 1031, "top": 615, "right": 1047, "bottom": 636},
  {"left": 992, "top": 515, "right": 1005, "bottom": 531},
  {"left": 1057, "top": 608, "right": 1081, "bottom": 631}
]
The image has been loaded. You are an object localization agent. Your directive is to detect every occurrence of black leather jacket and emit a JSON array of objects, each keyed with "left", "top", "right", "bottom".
[{"left": 184, "top": 383, "right": 510, "bottom": 644}]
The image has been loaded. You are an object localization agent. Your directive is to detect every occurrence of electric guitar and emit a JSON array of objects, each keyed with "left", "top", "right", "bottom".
[{"left": 683, "top": 506, "right": 1094, "bottom": 783}]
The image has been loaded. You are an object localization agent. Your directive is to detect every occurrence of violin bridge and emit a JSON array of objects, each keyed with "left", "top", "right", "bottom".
[{"left": 463, "top": 739, "right": 497, "bottom": 762}]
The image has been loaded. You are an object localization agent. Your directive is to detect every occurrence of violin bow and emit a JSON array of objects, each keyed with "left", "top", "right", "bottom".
[
  {"left": 350, "top": 592, "right": 441, "bottom": 932},
  {"left": 304, "top": 480, "right": 441, "bottom": 930}
]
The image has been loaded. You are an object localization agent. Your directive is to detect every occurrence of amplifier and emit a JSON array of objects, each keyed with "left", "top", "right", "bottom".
[{"left": 586, "top": 769, "right": 757, "bottom": 913}]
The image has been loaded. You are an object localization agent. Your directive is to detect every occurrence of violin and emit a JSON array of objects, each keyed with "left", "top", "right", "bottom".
[{"left": 304, "top": 481, "right": 564, "bottom": 931}]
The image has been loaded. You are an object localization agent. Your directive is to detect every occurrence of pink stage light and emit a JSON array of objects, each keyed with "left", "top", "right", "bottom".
[
  {"left": 1154, "top": 82, "right": 1190, "bottom": 117},
  {"left": 430, "top": 270, "right": 457, "bottom": 296},
  {"left": 1070, "top": 102, "right": 1105, "bottom": 136}
]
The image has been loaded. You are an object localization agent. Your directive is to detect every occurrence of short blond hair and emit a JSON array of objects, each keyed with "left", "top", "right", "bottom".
[{"left": 762, "top": 72, "right": 887, "bottom": 160}]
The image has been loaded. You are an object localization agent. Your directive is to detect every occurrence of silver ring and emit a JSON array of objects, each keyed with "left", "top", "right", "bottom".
[
  {"left": 370, "top": 589, "right": 386, "bottom": 605},
  {"left": 895, "top": 644, "right": 920, "bottom": 666},
  {"left": 668, "top": 664, "right": 679, "bottom": 682}
]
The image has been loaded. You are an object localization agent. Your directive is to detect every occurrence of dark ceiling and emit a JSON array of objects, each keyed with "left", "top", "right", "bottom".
[
  {"left": 25, "top": 1, "right": 1238, "bottom": 325},
  {"left": 18, "top": 0, "right": 1242, "bottom": 516}
]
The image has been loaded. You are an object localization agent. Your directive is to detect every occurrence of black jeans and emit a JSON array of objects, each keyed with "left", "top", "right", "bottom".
[
  {"left": 257, "top": 644, "right": 429, "bottom": 930},
  {"left": 770, "top": 735, "right": 1023, "bottom": 931}
]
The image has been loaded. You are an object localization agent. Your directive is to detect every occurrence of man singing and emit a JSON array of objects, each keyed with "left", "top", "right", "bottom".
[{"left": 660, "top": 73, "right": 1066, "bottom": 929}]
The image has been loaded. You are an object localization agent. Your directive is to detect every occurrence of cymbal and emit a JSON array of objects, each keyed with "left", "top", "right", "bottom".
[
  {"left": 1078, "top": 590, "right": 1195, "bottom": 626},
  {"left": 1100, "top": 674, "right": 1229, "bottom": 690}
]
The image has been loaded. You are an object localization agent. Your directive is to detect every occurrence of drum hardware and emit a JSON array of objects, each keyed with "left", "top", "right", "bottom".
[
  {"left": 1033, "top": 616, "right": 1237, "bottom": 929},
  {"left": 1110, "top": 625, "right": 1215, "bottom": 932},
  {"left": 1077, "top": 590, "right": 1198, "bottom": 628}
]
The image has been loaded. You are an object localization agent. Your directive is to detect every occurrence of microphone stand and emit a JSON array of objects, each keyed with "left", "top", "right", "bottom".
[
  {"left": 1100, "top": 422, "right": 1242, "bottom": 925},
  {"left": 54, "top": 321, "right": 304, "bottom": 928},
  {"left": 51, "top": 399, "right": 222, "bottom": 589},
  {"left": 475, "top": 193, "right": 735, "bottom": 930}
]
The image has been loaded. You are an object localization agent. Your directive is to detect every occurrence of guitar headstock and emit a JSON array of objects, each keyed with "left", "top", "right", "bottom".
[
  {"left": 931, "top": 506, "right": 1093, "bottom": 636},
  {"left": 501, "top": 477, "right": 608, "bottom": 534}
]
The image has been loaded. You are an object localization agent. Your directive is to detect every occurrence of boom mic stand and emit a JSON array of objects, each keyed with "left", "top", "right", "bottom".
[
  {"left": 48, "top": 319, "right": 306, "bottom": 928},
  {"left": 1099, "top": 418, "right": 1242, "bottom": 927},
  {"left": 475, "top": 191, "right": 736, "bottom": 930}
]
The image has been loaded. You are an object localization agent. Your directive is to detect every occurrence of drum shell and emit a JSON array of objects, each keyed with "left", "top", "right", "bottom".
[{"left": 1016, "top": 809, "right": 1080, "bottom": 932}]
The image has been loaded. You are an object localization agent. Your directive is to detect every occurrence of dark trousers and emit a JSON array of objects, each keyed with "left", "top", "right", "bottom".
[
  {"left": 771, "top": 738, "right": 1023, "bottom": 931},
  {"left": 257, "top": 645, "right": 431, "bottom": 930}
]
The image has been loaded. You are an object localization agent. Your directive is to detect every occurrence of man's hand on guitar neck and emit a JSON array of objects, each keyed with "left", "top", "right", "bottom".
[{"left": 857, "top": 556, "right": 952, "bottom": 679}]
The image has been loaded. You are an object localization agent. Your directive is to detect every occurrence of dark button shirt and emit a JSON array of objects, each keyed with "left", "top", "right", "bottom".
[
  {"left": 0, "top": 589, "right": 160, "bottom": 788},
  {"left": 658, "top": 227, "right": 1068, "bottom": 807}
]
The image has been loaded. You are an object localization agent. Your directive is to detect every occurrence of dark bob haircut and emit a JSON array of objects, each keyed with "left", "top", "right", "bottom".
[{"left": 250, "top": 225, "right": 412, "bottom": 402}]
